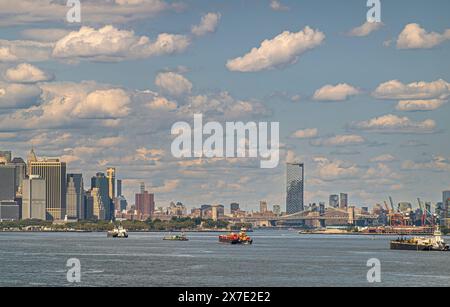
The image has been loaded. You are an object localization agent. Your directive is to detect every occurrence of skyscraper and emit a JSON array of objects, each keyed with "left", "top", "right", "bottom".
[
  {"left": 91, "top": 172, "right": 112, "bottom": 221},
  {"left": 117, "top": 179, "right": 122, "bottom": 197},
  {"left": 0, "top": 165, "right": 15, "bottom": 201},
  {"left": 106, "top": 167, "right": 116, "bottom": 200},
  {"left": 135, "top": 185, "right": 155, "bottom": 220},
  {"left": 286, "top": 163, "right": 304, "bottom": 214},
  {"left": 443, "top": 191, "right": 450, "bottom": 227},
  {"left": 66, "top": 174, "right": 84, "bottom": 219},
  {"left": 11, "top": 157, "right": 26, "bottom": 195},
  {"left": 340, "top": 193, "right": 348, "bottom": 210},
  {"left": 230, "top": 203, "right": 240, "bottom": 214},
  {"left": 91, "top": 187, "right": 105, "bottom": 220},
  {"left": 0, "top": 151, "right": 12, "bottom": 163},
  {"left": 29, "top": 154, "right": 66, "bottom": 221},
  {"left": 260, "top": 201, "right": 268, "bottom": 213},
  {"left": 22, "top": 175, "right": 46, "bottom": 220},
  {"left": 329, "top": 194, "right": 339, "bottom": 208}
]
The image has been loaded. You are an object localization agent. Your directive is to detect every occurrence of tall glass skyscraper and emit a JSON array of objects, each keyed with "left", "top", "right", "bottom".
[{"left": 286, "top": 163, "right": 304, "bottom": 214}]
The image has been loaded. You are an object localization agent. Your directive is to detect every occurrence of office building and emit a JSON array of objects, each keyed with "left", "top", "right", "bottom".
[
  {"left": 273, "top": 205, "right": 281, "bottom": 215},
  {"left": 106, "top": 167, "right": 116, "bottom": 200},
  {"left": 0, "top": 165, "right": 15, "bottom": 201},
  {"left": 286, "top": 163, "right": 304, "bottom": 214},
  {"left": 117, "top": 179, "right": 122, "bottom": 197},
  {"left": 0, "top": 151, "right": 12, "bottom": 163},
  {"left": 329, "top": 194, "right": 339, "bottom": 208},
  {"left": 91, "top": 172, "right": 112, "bottom": 221},
  {"left": 0, "top": 201, "right": 19, "bottom": 221},
  {"left": 230, "top": 203, "right": 240, "bottom": 214},
  {"left": 29, "top": 154, "right": 66, "bottom": 220},
  {"left": 443, "top": 191, "right": 450, "bottom": 228},
  {"left": 84, "top": 192, "right": 94, "bottom": 220},
  {"left": 91, "top": 188, "right": 106, "bottom": 220},
  {"left": 211, "top": 205, "right": 224, "bottom": 221},
  {"left": 11, "top": 157, "right": 26, "bottom": 195},
  {"left": 22, "top": 176, "right": 46, "bottom": 220},
  {"left": 340, "top": 193, "right": 348, "bottom": 210},
  {"left": 135, "top": 184, "right": 155, "bottom": 220},
  {"left": 66, "top": 174, "right": 84, "bottom": 219}
]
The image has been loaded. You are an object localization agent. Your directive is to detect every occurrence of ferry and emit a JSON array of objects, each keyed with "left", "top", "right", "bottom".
[
  {"left": 390, "top": 227, "right": 449, "bottom": 251},
  {"left": 163, "top": 232, "right": 189, "bottom": 241},
  {"left": 107, "top": 225, "right": 128, "bottom": 238},
  {"left": 219, "top": 230, "right": 253, "bottom": 245}
]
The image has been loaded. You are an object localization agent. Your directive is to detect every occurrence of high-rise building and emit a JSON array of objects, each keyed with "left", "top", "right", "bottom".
[
  {"left": 29, "top": 154, "right": 66, "bottom": 220},
  {"left": 329, "top": 194, "right": 339, "bottom": 208},
  {"left": 260, "top": 201, "right": 268, "bottom": 213},
  {"left": 0, "top": 165, "right": 15, "bottom": 201},
  {"left": 286, "top": 163, "right": 304, "bottom": 214},
  {"left": 11, "top": 157, "right": 26, "bottom": 195},
  {"left": 91, "top": 172, "right": 112, "bottom": 220},
  {"left": 443, "top": 191, "right": 450, "bottom": 227},
  {"left": 114, "top": 195, "right": 128, "bottom": 212},
  {"left": 84, "top": 192, "right": 94, "bottom": 220},
  {"left": 135, "top": 187, "right": 155, "bottom": 220},
  {"left": 91, "top": 187, "right": 105, "bottom": 220},
  {"left": 339, "top": 193, "right": 348, "bottom": 210},
  {"left": 66, "top": 174, "right": 84, "bottom": 219},
  {"left": 230, "top": 203, "right": 240, "bottom": 214},
  {"left": 140, "top": 182, "right": 145, "bottom": 194},
  {"left": 117, "top": 179, "right": 122, "bottom": 197},
  {"left": 273, "top": 205, "right": 281, "bottom": 215},
  {"left": 211, "top": 205, "right": 224, "bottom": 221},
  {"left": 22, "top": 175, "right": 46, "bottom": 220},
  {"left": 106, "top": 168, "right": 116, "bottom": 200},
  {"left": 0, "top": 201, "right": 19, "bottom": 221}
]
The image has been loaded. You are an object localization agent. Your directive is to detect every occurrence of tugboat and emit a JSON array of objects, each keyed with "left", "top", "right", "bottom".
[
  {"left": 390, "top": 226, "right": 449, "bottom": 251},
  {"left": 107, "top": 225, "right": 128, "bottom": 238},
  {"left": 219, "top": 230, "right": 253, "bottom": 245},
  {"left": 163, "top": 232, "right": 189, "bottom": 241}
]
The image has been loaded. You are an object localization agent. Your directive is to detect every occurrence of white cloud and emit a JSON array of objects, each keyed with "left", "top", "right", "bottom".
[
  {"left": 351, "top": 114, "right": 436, "bottom": 134},
  {"left": 291, "top": 128, "right": 318, "bottom": 139},
  {"left": 313, "top": 83, "right": 360, "bottom": 101},
  {"left": 314, "top": 157, "right": 361, "bottom": 181},
  {"left": 52, "top": 26, "right": 190, "bottom": 62},
  {"left": 147, "top": 96, "right": 177, "bottom": 111},
  {"left": 0, "top": 40, "right": 53, "bottom": 62},
  {"left": 373, "top": 79, "right": 450, "bottom": 100},
  {"left": 396, "top": 23, "right": 450, "bottom": 49},
  {"left": 0, "top": 82, "right": 42, "bottom": 109},
  {"left": 226, "top": 26, "right": 325, "bottom": 72},
  {"left": 348, "top": 21, "right": 383, "bottom": 37},
  {"left": 5, "top": 63, "right": 53, "bottom": 83},
  {"left": 370, "top": 154, "right": 396, "bottom": 163},
  {"left": 191, "top": 12, "right": 221, "bottom": 36},
  {"left": 311, "top": 135, "right": 366, "bottom": 147},
  {"left": 155, "top": 72, "right": 192, "bottom": 97},
  {"left": 270, "top": 0, "right": 289, "bottom": 11},
  {"left": 73, "top": 89, "right": 131, "bottom": 119},
  {"left": 402, "top": 156, "right": 450, "bottom": 172},
  {"left": 21, "top": 29, "right": 70, "bottom": 42},
  {"left": 396, "top": 99, "right": 446, "bottom": 111}
]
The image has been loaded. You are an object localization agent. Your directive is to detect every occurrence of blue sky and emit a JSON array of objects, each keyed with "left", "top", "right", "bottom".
[{"left": 0, "top": 0, "right": 449, "bottom": 211}]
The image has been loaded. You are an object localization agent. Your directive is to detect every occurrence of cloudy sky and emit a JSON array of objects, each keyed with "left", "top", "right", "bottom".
[{"left": 0, "top": 0, "right": 449, "bottom": 211}]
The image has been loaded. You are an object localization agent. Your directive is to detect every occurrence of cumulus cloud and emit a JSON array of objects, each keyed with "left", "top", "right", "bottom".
[
  {"left": 52, "top": 26, "right": 190, "bottom": 62},
  {"left": 5, "top": 63, "right": 53, "bottom": 83},
  {"left": 396, "top": 99, "right": 446, "bottom": 111},
  {"left": 0, "top": 39, "right": 53, "bottom": 62},
  {"left": 147, "top": 96, "right": 177, "bottom": 111},
  {"left": 402, "top": 156, "right": 450, "bottom": 172},
  {"left": 313, "top": 83, "right": 360, "bottom": 101},
  {"left": 396, "top": 23, "right": 450, "bottom": 49},
  {"left": 155, "top": 72, "right": 192, "bottom": 97},
  {"left": 370, "top": 154, "right": 396, "bottom": 163},
  {"left": 373, "top": 79, "right": 450, "bottom": 100},
  {"left": 314, "top": 157, "right": 361, "bottom": 181},
  {"left": 350, "top": 114, "right": 436, "bottom": 134},
  {"left": 21, "top": 28, "right": 70, "bottom": 42},
  {"left": 348, "top": 21, "right": 383, "bottom": 37},
  {"left": 0, "top": 82, "right": 42, "bottom": 109},
  {"left": 270, "top": 0, "right": 289, "bottom": 11},
  {"left": 311, "top": 135, "right": 366, "bottom": 147},
  {"left": 191, "top": 12, "right": 221, "bottom": 36},
  {"left": 226, "top": 26, "right": 325, "bottom": 72},
  {"left": 73, "top": 89, "right": 131, "bottom": 119},
  {"left": 291, "top": 128, "right": 318, "bottom": 139}
]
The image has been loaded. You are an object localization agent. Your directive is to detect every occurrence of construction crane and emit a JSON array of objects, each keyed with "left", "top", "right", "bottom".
[{"left": 389, "top": 196, "right": 396, "bottom": 212}]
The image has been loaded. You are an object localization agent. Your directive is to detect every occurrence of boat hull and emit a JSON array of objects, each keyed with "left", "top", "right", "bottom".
[
  {"left": 219, "top": 238, "right": 253, "bottom": 245},
  {"left": 107, "top": 233, "right": 128, "bottom": 238},
  {"left": 390, "top": 242, "right": 448, "bottom": 251}
]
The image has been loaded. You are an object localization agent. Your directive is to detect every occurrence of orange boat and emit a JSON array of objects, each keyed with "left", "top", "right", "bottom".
[{"left": 219, "top": 230, "right": 253, "bottom": 245}]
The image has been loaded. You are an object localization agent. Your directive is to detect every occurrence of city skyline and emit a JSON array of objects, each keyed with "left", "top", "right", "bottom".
[{"left": 0, "top": 0, "right": 449, "bottom": 211}]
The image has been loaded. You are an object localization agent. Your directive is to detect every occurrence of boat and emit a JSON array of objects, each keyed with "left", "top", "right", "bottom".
[
  {"left": 163, "top": 232, "right": 189, "bottom": 241},
  {"left": 107, "top": 225, "right": 128, "bottom": 238},
  {"left": 390, "top": 226, "right": 449, "bottom": 251},
  {"left": 219, "top": 230, "right": 253, "bottom": 245}
]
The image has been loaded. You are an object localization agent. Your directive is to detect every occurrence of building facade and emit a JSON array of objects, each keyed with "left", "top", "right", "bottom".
[
  {"left": 339, "top": 193, "right": 348, "bottom": 210},
  {"left": 66, "top": 174, "right": 84, "bottom": 220},
  {"left": 286, "top": 163, "right": 304, "bottom": 214},
  {"left": 22, "top": 176, "right": 46, "bottom": 220},
  {"left": 135, "top": 190, "right": 155, "bottom": 220},
  {"left": 91, "top": 172, "right": 112, "bottom": 221},
  {"left": 0, "top": 165, "right": 15, "bottom": 201}
]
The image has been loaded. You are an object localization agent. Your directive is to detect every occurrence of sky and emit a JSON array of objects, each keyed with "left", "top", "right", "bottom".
[{"left": 0, "top": 0, "right": 449, "bottom": 211}]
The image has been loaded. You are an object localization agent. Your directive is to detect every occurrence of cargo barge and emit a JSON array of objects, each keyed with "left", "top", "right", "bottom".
[
  {"left": 390, "top": 227, "right": 449, "bottom": 251},
  {"left": 219, "top": 230, "right": 253, "bottom": 245}
]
